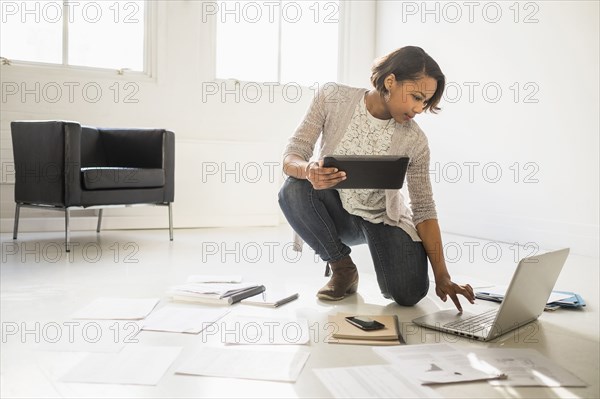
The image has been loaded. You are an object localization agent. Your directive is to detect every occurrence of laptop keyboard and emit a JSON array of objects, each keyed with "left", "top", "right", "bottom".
[{"left": 444, "top": 309, "right": 498, "bottom": 334}]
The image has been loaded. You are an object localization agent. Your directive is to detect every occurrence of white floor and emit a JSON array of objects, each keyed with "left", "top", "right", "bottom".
[{"left": 1, "top": 225, "right": 598, "bottom": 398}]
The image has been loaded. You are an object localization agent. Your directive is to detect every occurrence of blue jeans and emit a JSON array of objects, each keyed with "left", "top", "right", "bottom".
[{"left": 278, "top": 177, "right": 429, "bottom": 306}]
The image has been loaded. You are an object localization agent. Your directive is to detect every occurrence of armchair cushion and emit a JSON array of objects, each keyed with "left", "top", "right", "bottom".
[{"left": 81, "top": 167, "right": 165, "bottom": 190}]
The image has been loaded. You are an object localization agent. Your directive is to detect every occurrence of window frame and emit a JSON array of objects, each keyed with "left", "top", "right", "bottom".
[
  {"left": 0, "top": 0, "right": 156, "bottom": 78},
  {"left": 210, "top": 0, "right": 345, "bottom": 87}
]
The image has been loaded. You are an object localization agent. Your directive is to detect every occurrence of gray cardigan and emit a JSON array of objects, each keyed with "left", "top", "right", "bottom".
[{"left": 283, "top": 83, "right": 438, "bottom": 244}]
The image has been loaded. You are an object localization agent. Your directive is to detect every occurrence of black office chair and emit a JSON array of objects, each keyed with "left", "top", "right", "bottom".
[{"left": 11, "top": 120, "right": 175, "bottom": 251}]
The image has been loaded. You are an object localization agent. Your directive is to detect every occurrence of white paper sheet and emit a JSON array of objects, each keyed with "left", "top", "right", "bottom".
[
  {"left": 71, "top": 297, "right": 160, "bottom": 320},
  {"left": 186, "top": 275, "right": 243, "bottom": 283},
  {"left": 141, "top": 306, "right": 228, "bottom": 334},
  {"left": 223, "top": 315, "right": 309, "bottom": 345},
  {"left": 373, "top": 344, "right": 505, "bottom": 384},
  {"left": 314, "top": 365, "right": 437, "bottom": 398},
  {"left": 36, "top": 320, "right": 142, "bottom": 353},
  {"left": 175, "top": 346, "right": 310, "bottom": 382},
  {"left": 468, "top": 348, "right": 587, "bottom": 387},
  {"left": 60, "top": 345, "right": 182, "bottom": 385}
]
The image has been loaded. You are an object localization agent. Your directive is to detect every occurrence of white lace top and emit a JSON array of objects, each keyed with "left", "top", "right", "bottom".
[{"left": 333, "top": 95, "right": 396, "bottom": 223}]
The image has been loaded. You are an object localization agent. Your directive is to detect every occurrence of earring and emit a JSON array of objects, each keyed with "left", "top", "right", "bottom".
[{"left": 384, "top": 91, "right": 391, "bottom": 103}]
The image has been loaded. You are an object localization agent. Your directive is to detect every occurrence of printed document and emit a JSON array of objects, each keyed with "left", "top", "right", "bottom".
[
  {"left": 314, "top": 365, "right": 436, "bottom": 398},
  {"left": 373, "top": 344, "right": 505, "bottom": 384},
  {"left": 469, "top": 348, "right": 587, "bottom": 387}
]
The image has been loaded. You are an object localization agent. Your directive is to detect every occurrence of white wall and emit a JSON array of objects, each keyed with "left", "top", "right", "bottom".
[
  {"left": 375, "top": 1, "right": 599, "bottom": 257},
  {"left": 5, "top": 1, "right": 595, "bottom": 258},
  {"left": 0, "top": 1, "right": 377, "bottom": 232}
]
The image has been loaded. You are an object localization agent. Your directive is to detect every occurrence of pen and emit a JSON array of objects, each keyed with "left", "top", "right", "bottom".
[{"left": 393, "top": 315, "right": 406, "bottom": 344}]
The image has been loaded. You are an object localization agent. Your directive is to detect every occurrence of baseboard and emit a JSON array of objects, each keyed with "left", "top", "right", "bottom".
[
  {"left": 0, "top": 213, "right": 280, "bottom": 235},
  {"left": 3, "top": 212, "right": 596, "bottom": 258}
]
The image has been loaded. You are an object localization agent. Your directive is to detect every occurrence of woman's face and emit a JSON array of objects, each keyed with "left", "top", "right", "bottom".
[{"left": 386, "top": 75, "right": 438, "bottom": 123}]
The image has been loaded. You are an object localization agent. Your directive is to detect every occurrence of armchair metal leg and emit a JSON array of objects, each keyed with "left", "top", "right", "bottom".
[
  {"left": 65, "top": 208, "right": 71, "bottom": 252},
  {"left": 168, "top": 203, "right": 173, "bottom": 241},
  {"left": 13, "top": 203, "right": 20, "bottom": 239},
  {"left": 97, "top": 209, "right": 103, "bottom": 233}
]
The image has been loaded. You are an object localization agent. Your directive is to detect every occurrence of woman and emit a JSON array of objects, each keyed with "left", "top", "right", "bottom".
[{"left": 278, "top": 46, "right": 475, "bottom": 311}]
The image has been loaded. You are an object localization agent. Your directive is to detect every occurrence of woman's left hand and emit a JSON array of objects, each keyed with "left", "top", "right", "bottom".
[{"left": 435, "top": 275, "right": 475, "bottom": 312}]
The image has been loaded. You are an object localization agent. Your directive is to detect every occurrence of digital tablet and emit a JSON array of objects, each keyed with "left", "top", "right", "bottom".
[{"left": 322, "top": 155, "right": 410, "bottom": 189}]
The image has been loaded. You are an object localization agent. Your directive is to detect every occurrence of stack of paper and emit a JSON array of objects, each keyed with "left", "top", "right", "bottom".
[
  {"left": 186, "top": 275, "right": 242, "bottom": 283},
  {"left": 326, "top": 313, "right": 403, "bottom": 346},
  {"left": 545, "top": 290, "right": 586, "bottom": 310},
  {"left": 167, "top": 281, "right": 265, "bottom": 305}
]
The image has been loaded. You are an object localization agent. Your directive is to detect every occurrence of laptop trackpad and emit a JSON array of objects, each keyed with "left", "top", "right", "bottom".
[{"left": 413, "top": 306, "right": 497, "bottom": 326}]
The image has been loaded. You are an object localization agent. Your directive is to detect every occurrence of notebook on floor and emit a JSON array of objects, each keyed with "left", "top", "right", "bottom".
[{"left": 412, "top": 248, "right": 570, "bottom": 342}]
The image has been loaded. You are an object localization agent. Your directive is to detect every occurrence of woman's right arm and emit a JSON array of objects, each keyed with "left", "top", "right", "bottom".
[{"left": 282, "top": 84, "right": 346, "bottom": 189}]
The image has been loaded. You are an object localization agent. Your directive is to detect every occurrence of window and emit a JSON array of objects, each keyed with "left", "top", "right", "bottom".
[
  {"left": 213, "top": 0, "right": 339, "bottom": 86},
  {"left": 0, "top": 0, "right": 146, "bottom": 72}
]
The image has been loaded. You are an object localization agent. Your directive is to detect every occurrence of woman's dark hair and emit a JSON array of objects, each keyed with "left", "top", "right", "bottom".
[{"left": 371, "top": 46, "right": 445, "bottom": 113}]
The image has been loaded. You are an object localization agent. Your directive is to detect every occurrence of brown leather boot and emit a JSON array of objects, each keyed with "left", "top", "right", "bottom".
[{"left": 317, "top": 256, "right": 359, "bottom": 301}]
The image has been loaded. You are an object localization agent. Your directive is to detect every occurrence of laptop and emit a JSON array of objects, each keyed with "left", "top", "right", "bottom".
[
  {"left": 412, "top": 248, "right": 570, "bottom": 342},
  {"left": 322, "top": 155, "right": 409, "bottom": 189}
]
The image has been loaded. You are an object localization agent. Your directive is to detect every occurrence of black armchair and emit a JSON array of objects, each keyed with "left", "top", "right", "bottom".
[{"left": 11, "top": 121, "right": 175, "bottom": 251}]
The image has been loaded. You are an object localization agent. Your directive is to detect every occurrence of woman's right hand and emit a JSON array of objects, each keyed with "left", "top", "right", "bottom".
[{"left": 306, "top": 160, "right": 347, "bottom": 190}]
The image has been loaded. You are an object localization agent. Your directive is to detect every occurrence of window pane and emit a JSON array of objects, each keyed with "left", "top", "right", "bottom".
[
  {"left": 280, "top": 0, "right": 339, "bottom": 86},
  {"left": 216, "top": 1, "right": 278, "bottom": 82},
  {"left": 0, "top": 0, "right": 62, "bottom": 64},
  {"left": 68, "top": 1, "right": 145, "bottom": 71}
]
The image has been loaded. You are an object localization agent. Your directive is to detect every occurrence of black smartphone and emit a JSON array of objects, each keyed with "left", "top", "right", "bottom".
[{"left": 345, "top": 316, "right": 385, "bottom": 331}]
